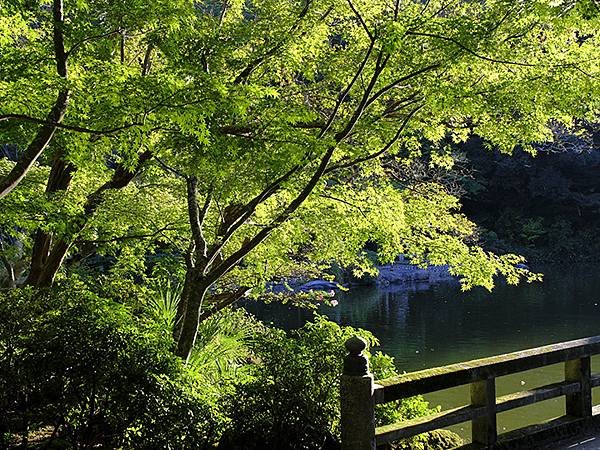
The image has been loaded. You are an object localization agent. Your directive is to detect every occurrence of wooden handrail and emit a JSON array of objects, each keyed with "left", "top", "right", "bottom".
[
  {"left": 340, "top": 335, "right": 600, "bottom": 450},
  {"left": 374, "top": 335, "right": 600, "bottom": 403}
]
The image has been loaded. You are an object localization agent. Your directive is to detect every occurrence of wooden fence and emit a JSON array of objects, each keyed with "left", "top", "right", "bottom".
[{"left": 340, "top": 335, "right": 600, "bottom": 449}]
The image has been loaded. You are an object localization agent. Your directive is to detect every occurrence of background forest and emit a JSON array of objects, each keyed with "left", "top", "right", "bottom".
[
  {"left": 463, "top": 128, "right": 600, "bottom": 262},
  {"left": 404, "top": 123, "right": 600, "bottom": 263}
]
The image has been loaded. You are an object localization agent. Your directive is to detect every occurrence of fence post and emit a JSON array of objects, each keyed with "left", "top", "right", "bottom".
[
  {"left": 565, "top": 356, "right": 592, "bottom": 419},
  {"left": 471, "top": 378, "right": 497, "bottom": 447},
  {"left": 341, "top": 336, "right": 376, "bottom": 450}
]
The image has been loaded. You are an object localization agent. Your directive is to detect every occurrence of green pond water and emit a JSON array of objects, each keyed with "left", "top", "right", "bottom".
[{"left": 244, "top": 265, "right": 600, "bottom": 442}]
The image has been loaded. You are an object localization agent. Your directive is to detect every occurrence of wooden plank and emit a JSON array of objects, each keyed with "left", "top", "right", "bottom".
[
  {"left": 496, "top": 380, "right": 580, "bottom": 413},
  {"left": 375, "top": 335, "right": 600, "bottom": 402},
  {"left": 375, "top": 405, "right": 486, "bottom": 444},
  {"left": 375, "top": 380, "right": 581, "bottom": 446}
]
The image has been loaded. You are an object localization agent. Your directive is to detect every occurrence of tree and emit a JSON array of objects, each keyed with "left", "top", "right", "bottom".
[{"left": 1, "top": 0, "right": 599, "bottom": 360}]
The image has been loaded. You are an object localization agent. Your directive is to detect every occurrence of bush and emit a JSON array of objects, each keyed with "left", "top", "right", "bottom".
[
  {"left": 389, "top": 430, "right": 464, "bottom": 450},
  {"left": 0, "top": 286, "right": 458, "bottom": 450},
  {"left": 0, "top": 286, "right": 225, "bottom": 449},
  {"left": 220, "top": 315, "right": 446, "bottom": 450}
]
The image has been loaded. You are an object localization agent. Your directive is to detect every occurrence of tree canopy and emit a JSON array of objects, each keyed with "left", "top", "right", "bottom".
[{"left": 1, "top": 0, "right": 599, "bottom": 358}]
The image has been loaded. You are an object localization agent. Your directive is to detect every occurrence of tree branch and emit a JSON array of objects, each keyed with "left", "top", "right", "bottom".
[
  {"left": 142, "top": 44, "right": 154, "bottom": 76},
  {"left": 0, "top": 93, "right": 70, "bottom": 200},
  {"left": 368, "top": 93, "right": 420, "bottom": 124},
  {"left": 204, "top": 163, "right": 302, "bottom": 272},
  {"left": 154, "top": 156, "right": 185, "bottom": 178},
  {"left": 0, "top": 114, "right": 143, "bottom": 135},
  {"left": 203, "top": 45, "right": 396, "bottom": 284},
  {"left": 347, "top": 0, "right": 374, "bottom": 41},
  {"left": 187, "top": 177, "right": 202, "bottom": 249},
  {"left": 334, "top": 50, "right": 389, "bottom": 142},
  {"left": 186, "top": 177, "right": 211, "bottom": 260},
  {"left": 52, "top": 0, "right": 68, "bottom": 78},
  {"left": 0, "top": 0, "right": 70, "bottom": 200},
  {"left": 365, "top": 63, "right": 440, "bottom": 109},
  {"left": 395, "top": 0, "right": 402, "bottom": 19},
  {"left": 325, "top": 104, "right": 422, "bottom": 173},
  {"left": 83, "top": 151, "right": 154, "bottom": 215},
  {"left": 27, "top": 156, "right": 75, "bottom": 283},
  {"left": 406, "top": 31, "right": 536, "bottom": 67},
  {"left": 197, "top": 286, "right": 251, "bottom": 323},
  {"left": 205, "top": 146, "right": 336, "bottom": 286},
  {"left": 319, "top": 194, "right": 367, "bottom": 218},
  {"left": 24, "top": 150, "right": 154, "bottom": 287},
  {"left": 319, "top": 39, "right": 376, "bottom": 138},
  {"left": 234, "top": 0, "right": 315, "bottom": 83},
  {"left": 66, "top": 29, "right": 121, "bottom": 58}
]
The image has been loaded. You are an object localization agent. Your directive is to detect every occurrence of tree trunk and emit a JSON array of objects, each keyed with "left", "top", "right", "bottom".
[
  {"left": 175, "top": 275, "right": 208, "bottom": 362},
  {"left": 173, "top": 268, "right": 193, "bottom": 343},
  {"left": 25, "top": 156, "right": 75, "bottom": 286},
  {"left": 24, "top": 157, "right": 74, "bottom": 287},
  {"left": 27, "top": 230, "right": 53, "bottom": 285},
  {"left": 22, "top": 152, "right": 152, "bottom": 288},
  {"left": 25, "top": 239, "right": 71, "bottom": 288},
  {"left": 35, "top": 240, "right": 71, "bottom": 288}
]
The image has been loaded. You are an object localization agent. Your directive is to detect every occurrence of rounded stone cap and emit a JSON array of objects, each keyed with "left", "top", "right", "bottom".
[{"left": 345, "top": 336, "right": 367, "bottom": 355}]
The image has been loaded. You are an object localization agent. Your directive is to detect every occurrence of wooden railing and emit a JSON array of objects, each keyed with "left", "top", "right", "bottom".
[{"left": 340, "top": 335, "right": 600, "bottom": 449}]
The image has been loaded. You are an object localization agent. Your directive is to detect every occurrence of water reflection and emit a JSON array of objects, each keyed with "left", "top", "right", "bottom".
[{"left": 246, "top": 266, "right": 600, "bottom": 371}]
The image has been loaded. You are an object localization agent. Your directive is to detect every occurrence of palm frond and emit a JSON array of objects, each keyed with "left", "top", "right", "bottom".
[
  {"left": 188, "top": 309, "right": 260, "bottom": 383},
  {"left": 147, "top": 279, "right": 182, "bottom": 331}
]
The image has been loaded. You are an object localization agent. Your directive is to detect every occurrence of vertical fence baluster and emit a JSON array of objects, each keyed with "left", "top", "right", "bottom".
[
  {"left": 471, "top": 377, "right": 497, "bottom": 447},
  {"left": 565, "top": 356, "right": 592, "bottom": 419},
  {"left": 341, "top": 336, "right": 376, "bottom": 450}
]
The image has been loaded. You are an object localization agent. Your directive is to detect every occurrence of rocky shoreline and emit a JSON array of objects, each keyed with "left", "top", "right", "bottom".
[{"left": 270, "top": 260, "right": 456, "bottom": 294}]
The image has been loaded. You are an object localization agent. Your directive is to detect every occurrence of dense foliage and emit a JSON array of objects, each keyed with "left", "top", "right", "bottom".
[
  {"left": 0, "top": 288, "right": 458, "bottom": 449},
  {"left": 221, "top": 316, "right": 438, "bottom": 449},
  {"left": 386, "top": 124, "right": 600, "bottom": 262},
  {"left": 460, "top": 129, "right": 600, "bottom": 261},
  {"left": 0, "top": 286, "right": 225, "bottom": 449}
]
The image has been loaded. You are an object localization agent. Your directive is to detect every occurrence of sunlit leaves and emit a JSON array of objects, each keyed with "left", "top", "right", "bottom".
[{"left": 1, "top": 0, "right": 598, "bottom": 291}]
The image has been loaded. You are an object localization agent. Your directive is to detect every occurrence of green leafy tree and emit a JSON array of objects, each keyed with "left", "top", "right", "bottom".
[{"left": 1, "top": 0, "right": 599, "bottom": 360}]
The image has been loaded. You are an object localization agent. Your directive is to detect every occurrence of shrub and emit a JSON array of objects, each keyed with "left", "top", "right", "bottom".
[
  {"left": 220, "top": 315, "right": 448, "bottom": 450},
  {"left": 0, "top": 286, "right": 459, "bottom": 450},
  {"left": 0, "top": 286, "right": 225, "bottom": 449}
]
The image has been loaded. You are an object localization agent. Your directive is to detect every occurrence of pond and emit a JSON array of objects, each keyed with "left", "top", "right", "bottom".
[{"left": 243, "top": 265, "right": 600, "bottom": 441}]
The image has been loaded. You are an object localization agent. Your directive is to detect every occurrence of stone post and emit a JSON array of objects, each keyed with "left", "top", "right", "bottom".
[
  {"left": 340, "top": 336, "right": 376, "bottom": 450},
  {"left": 565, "top": 357, "right": 592, "bottom": 419},
  {"left": 471, "top": 378, "right": 497, "bottom": 446}
]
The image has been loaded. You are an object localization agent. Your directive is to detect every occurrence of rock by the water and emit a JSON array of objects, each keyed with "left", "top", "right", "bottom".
[
  {"left": 376, "top": 263, "right": 453, "bottom": 286},
  {"left": 297, "top": 280, "right": 338, "bottom": 291}
]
